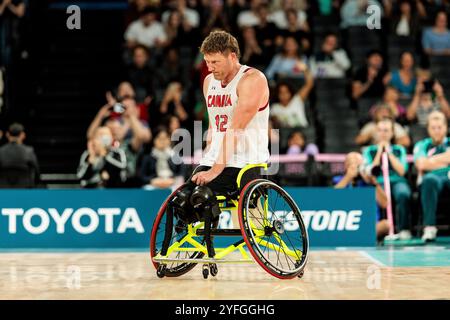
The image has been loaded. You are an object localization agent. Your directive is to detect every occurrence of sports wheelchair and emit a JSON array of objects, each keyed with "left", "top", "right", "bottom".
[{"left": 150, "top": 163, "right": 309, "bottom": 279}]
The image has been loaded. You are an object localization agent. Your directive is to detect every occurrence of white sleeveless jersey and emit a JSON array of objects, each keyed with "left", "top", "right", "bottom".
[{"left": 200, "top": 65, "right": 270, "bottom": 168}]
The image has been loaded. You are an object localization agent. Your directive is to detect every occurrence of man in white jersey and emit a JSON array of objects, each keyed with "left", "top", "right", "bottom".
[{"left": 164, "top": 31, "right": 270, "bottom": 258}]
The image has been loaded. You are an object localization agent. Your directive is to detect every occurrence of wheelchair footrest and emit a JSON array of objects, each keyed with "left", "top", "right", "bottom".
[{"left": 153, "top": 257, "right": 253, "bottom": 264}]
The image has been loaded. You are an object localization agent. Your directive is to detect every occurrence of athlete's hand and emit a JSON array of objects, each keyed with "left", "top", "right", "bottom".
[{"left": 191, "top": 169, "right": 221, "bottom": 186}]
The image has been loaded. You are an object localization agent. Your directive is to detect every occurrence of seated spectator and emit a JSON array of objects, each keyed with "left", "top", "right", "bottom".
[
  {"left": 280, "top": 8, "right": 311, "bottom": 55},
  {"left": 255, "top": 3, "right": 281, "bottom": 66},
  {"left": 285, "top": 130, "right": 319, "bottom": 155},
  {"left": 369, "top": 86, "right": 407, "bottom": 123},
  {"left": 414, "top": 111, "right": 450, "bottom": 242},
  {"left": 87, "top": 97, "right": 152, "bottom": 185},
  {"left": 352, "top": 50, "right": 388, "bottom": 101},
  {"left": 422, "top": 10, "right": 450, "bottom": 56},
  {"left": 237, "top": 0, "right": 262, "bottom": 28},
  {"left": 240, "top": 26, "right": 265, "bottom": 69},
  {"left": 0, "top": 123, "right": 39, "bottom": 188},
  {"left": 160, "top": 81, "right": 189, "bottom": 123},
  {"left": 390, "top": 0, "right": 423, "bottom": 37},
  {"left": 155, "top": 46, "right": 188, "bottom": 90},
  {"left": 269, "top": 0, "right": 309, "bottom": 31},
  {"left": 333, "top": 152, "right": 389, "bottom": 240},
  {"left": 355, "top": 105, "right": 411, "bottom": 147},
  {"left": 139, "top": 127, "right": 185, "bottom": 190},
  {"left": 407, "top": 79, "right": 450, "bottom": 133},
  {"left": 126, "top": 45, "right": 155, "bottom": 104},
  {"left": 270, "top": 62, "right": 314, "bottom": 128},
  {"left": 340, "top": 0, "right": 383, "bottom": 29},
  {"left": 362, "top": 118, "right": 412, "bottom": 240},
  {"left": 309, "top": 32, "right": 351, "bottom": 78},
  {"left": 202, "top": 0, "right": 231, "bottom": 36},
  {"left": 124, "top": 6, "right": 168, "bottom": 50},
  {"left": 108, "top": 81, "right": 151, "bottom": 122},
  {"left": 265, "top": 36, "right": 308, "bottom": 81},
  {"left": 163, "top": 8, "right": 200, "bottom": 49},
  {"left": 384, "top": 51, "right": 418, "bottom": 99},
  {"left": 162, "top": 0, "right": 200, "bottom": 29},
  {"left": 77, "top": 127, "right": 127, "bottom": 188},
  {"left": 164, "top": 114, "right": 182, "bottom": 137}
]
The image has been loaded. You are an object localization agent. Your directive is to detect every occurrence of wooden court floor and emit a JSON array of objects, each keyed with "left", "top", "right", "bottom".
[{"left": 0, "top": 250, "right": 449, "bottom": 300}]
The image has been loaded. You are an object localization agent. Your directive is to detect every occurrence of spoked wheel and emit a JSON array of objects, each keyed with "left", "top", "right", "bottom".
[
  {"left": 150, "top": 188, "right": 217, "bottom": 277},
  {"left": 238, "top": 179, "right": 309, "bottom": 279}
]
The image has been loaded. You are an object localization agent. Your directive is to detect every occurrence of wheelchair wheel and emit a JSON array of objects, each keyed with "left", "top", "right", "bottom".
[
  {"left": 150, "top": 188, "right": 217, "bottom": 277},
  {"left": 238, "top": 179, "right": 308, "bottom": 279}
]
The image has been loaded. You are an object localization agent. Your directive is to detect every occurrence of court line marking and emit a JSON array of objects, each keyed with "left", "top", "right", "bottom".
[{"left": 358, "top": 250, "right": 386, "bottom": 267}]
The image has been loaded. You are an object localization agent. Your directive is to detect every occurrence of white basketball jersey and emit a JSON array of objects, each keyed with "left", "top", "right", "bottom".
[{"left": 200, "top": 65, "right": 270, "bottom": 168}]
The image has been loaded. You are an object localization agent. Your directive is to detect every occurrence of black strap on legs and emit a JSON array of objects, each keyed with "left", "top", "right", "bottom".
[
  {"left": 161, "top": 203, "right": 174, "bottom": 256},
  {"left": 202, "top": 208, "right": 215, "bottom": 258}
]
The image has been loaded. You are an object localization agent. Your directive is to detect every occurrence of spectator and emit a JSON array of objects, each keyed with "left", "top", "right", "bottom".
[
  {"left": 286, "top": 130, "right": 319, "bottom": 155},
  {"left": 155, "top": 46, "right": 188, "bottom": 90},
  {"left": 202, "top": 0, "right": 231, "bottom": 36},
  {"left": 270, "top": 62, "right": 314, "bottom": 128},
  {"left": 0, "top": 123, "right": 39, "bottom": 188},
  {"left": 125, "top": 0, "right": 152, "bottom": 27},
  {"left": 237, "top": 0, "right": 262, "bottom": 28},
  {"left": 110, "top": 81, "right": 151, "bottom": 122},
  {"left": 352, "top": 50, "right": 388, "bottom": 101},
  {"left": 265, "top": 36, "right": 308, "bottom": 80},
  {"left": 240, "top": 26, "right": 265, "bottom": 68},
  {"left": 139, "top": 127, "right": 185, "bottom": 190},
  {"left": 164, "top": 114, "right": 182, "bottom": 137},
  {"left": 0, "top": 0, "right": 26, "bottom": 66},
  {"left": 124, "top": 6, "right": 168, "bottom": 50},
  {"left": 407, "top": 79, "right": 450, "bottom": 132},
  {"left": 356, "top": 105, "right": 411, "bottom": 147},
  {"left": 309, "top": 32, "right": 351, "bottom": 78},
  {"left": 390, "top": 0, "right": 423, "bottom": 37},
  {"left": 280, "top": 8, "right": 311, "bottom": 55},
  {"left": 363, "top": 118, "right": 412, "bottom": 240},
  {"left": 414, "top": 111, "right": 450, "bottom": 242},
  {"left": 369, "top": 86, "right": 407, "bottom": 123},
  {"left": 163, "top": 8, "right": 200, "bottom": 49},
  {"left": 77, "top": 126, "right": 127, "bottom": 188},
  {"left": 333, "top": 152, "right": 390, "bottom": 240},
  {"left": 255, "top": 3, "right": 281, "bottom": 59},
  {"left": 422, "top": 10, "right": 450, "bottom": 56},
  {"left": 269, "top": 0, "right": 309, "bottom": 31},
  {"left": 126, "top": 45, "right": 155, "bottom": 104},
  {"left": 87, "top": 97, "right": 152, "bottom": 184},
  {"left": 160, "top": 81, "right": 189, "bottom": 123},
  {"left": 384, "top": 51, "right": 418, "bottom": 99},
  {"left": 340, "top": 0, "right": 383, "bottom": 29},
  {"left": 162, "top": 0, "right": 200, "bottom": 29}
]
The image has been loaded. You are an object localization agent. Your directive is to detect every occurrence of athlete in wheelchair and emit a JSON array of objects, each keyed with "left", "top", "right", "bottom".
[{"left": 150, "top": 31, "right": 309, "bottom": 279}]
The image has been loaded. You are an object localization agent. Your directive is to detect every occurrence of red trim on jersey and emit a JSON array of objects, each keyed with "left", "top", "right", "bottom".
[
  {"left": 258, "top": 100, "right": 269, "bottom": 112},
  {"left": 243, "top": 67, "right": 253, "bottom": 73}
]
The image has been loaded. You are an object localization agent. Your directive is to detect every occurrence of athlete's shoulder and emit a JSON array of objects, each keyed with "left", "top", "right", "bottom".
[
  {"left": 242, "top": 67, "right": 268, "bottom": 82},
  {"left": 239, "top": 67, "right": 268, "bottom": 89}
]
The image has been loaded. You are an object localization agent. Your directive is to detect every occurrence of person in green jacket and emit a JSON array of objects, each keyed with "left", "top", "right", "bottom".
[
  {"left": 414, "top": 111, "right": 450, "bottom": 242},
  {"left": 363, "top": 117, "right": 412, "bottom": 240}
]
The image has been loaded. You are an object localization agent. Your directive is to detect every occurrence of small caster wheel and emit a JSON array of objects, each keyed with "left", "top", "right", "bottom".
[
  {"left": 157, "top": 264, "right": 166, "bottom": 278},
  {"left": 209, "top": 263, "right": 218, "bottom": 277},
  {"left": 297, "top": 270, "right": 304, "bottom": 278},
  {"left": 202, "top": 265, "right": 209, "bottom": 279}
]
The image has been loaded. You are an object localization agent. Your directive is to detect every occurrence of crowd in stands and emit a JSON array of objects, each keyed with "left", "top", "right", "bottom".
[{"left": 0, "top": 0, "right": 449, "bottom": 240}]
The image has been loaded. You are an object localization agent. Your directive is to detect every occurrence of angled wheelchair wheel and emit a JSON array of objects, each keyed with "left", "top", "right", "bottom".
[
  {"left": 150, "top": 187, "right": 217, "bottom": 277},
  {"left": 238, "top": 179, "right": 309, "bottom": 279}
]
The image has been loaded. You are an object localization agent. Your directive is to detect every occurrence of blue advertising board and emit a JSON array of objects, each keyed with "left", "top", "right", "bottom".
[{"left": 0, "top": 188, "right": 376, "bottom": 249}]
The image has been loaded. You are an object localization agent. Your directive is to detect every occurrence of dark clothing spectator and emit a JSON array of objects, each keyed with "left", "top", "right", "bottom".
[{"left": 0, "top": 141, "right": 39, "bottom": 188}]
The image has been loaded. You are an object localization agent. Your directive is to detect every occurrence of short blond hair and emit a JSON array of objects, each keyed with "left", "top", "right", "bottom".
[{"left": 200, "top": 30, "right": 241, "bottom": 59}]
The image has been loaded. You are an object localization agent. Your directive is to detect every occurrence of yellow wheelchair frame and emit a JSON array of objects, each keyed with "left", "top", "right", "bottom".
[{"left": 151, "top": 163, "right": 308, "bottom": 279}]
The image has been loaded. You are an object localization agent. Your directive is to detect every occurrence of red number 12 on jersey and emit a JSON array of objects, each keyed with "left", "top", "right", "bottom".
[{"left": 215, "top": 115, "right": 228, "bottom": 132}]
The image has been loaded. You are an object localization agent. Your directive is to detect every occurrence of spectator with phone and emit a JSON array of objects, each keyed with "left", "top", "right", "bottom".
[
  {"left": 77, "top": 126, "right": 127, "bottom": 188},
  {"left": 333, "top": 151, "right": 390, "bottom": 240},
  {"left": 413, "top": 111, "right": 450, "bottom": 242},
  {"left": 362, "top": 117, "right": 412, "bottom": 240}
]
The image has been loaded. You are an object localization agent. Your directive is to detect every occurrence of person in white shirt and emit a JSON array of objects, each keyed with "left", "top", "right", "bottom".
[
  {"left": 268, "top": 0, "right": 309, "bottom": 31},
  {"left": 124, "top": 6, "right": 168, "bottom": 49},
  {"left": 310, "top": 32, "right": 351, "bottom": 78},
  {"left": 161, "top": 0, "right": 199, "bottom": 28},
  {"left": 237, "top": 0, "right": 262, "bottom": 28},
  {"left": 270, "top": 62, "right": 314, "bottom": 128}
]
